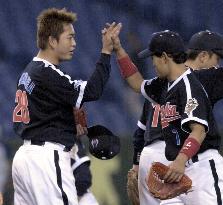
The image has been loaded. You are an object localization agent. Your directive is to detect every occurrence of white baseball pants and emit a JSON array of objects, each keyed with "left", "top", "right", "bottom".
[{"left": 12, "top": 141, "right": 78, "bottom": 205}]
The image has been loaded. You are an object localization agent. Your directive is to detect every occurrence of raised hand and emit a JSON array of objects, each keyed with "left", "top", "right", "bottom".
[
  {"left": 109, "top": 23, "right": 122, "bottom": 52},
  {"left": 104, "top": 23, "right": 122, "bottom": 51},
  {"left": 101, "top": 22, "right": 122, "bottom": 54},
  {"left": 103, "top": 22, "right": 126, "bottom": 58}
]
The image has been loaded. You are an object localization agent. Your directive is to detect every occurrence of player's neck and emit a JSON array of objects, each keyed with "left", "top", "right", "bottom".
[
  {"left": 37, "top": 50, "right": 60, "bottom": 65},
  {"left": 185, "top": 60, "right": 200, "bottom": 70},
  {"left": 167, "top": 64, "right": 188, "bottom": 82}
]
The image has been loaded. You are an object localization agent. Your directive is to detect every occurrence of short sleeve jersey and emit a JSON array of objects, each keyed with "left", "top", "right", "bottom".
[{"left": 141, "top": 69, "right": 220, "bottom": 160}]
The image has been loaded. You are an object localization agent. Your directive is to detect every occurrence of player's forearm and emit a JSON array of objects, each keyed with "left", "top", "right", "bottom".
[
  {"left": 116, "top": 47, "right": 128, "bottom": 59},
  {"left": 126, "top": 73, "right": 143, "bottom": 93},
  {"left": 175, "top": 152, "right": 189, "bottom": 164},
  {"left": 179, "top": 123, "right": 206, "bottom": 160},
  {"left": 116, "top": 49, "right": 144, "bottom": 93},
  {"left": 189, "top": 123, "right": 206, "bottom": 144},
  {"left": 84, "top": 54, "right": 111, "bottom": 101}
]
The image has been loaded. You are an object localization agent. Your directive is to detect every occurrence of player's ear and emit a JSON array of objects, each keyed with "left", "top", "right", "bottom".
[
  {"left": 48, "top": 36, "right": 58, "bottom": 49},
  {"left": 162, "top": 52, "right": 169, "bottom": 63},
  {"left": 198, "top": 51, "right": 208, "bottom": 64}
]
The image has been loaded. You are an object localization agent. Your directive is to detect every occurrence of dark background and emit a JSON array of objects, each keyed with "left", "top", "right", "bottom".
[{"left": 1, "top": 1, "right": 223, "bottom": 204}]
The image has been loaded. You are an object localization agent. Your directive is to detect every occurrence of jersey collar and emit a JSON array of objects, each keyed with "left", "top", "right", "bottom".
[
  {"left": 167, "top": 68, "right": 191, "bottom": 92},
  {"left": 33, "top": 57, "right": 56, "bottom": 69}
]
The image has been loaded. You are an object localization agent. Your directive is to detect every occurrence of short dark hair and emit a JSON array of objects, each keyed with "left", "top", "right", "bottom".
[
  {"left": 154, "top": 52, "right": 187, "bottom": 64},
  {"left": 37, "top": 8, "right": 77, "bottom": 50}
]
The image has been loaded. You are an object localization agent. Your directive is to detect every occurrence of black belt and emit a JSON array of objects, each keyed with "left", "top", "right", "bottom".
[
  {"left": 185, "top": 155, "right": 199, "bottom": 167},
  {"left": 191, "top": 155, "right": 199, "bottom": 163},
  {"left": 30, "top": 140, "right": 71, "bottom": 152}
]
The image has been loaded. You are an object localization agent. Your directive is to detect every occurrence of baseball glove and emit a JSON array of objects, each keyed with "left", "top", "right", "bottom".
[
  {"left": 127, "top": 169, "right": 140, "bottom": 205},
  {"left": 147, "top": 162, "right": 192, "bottom": 200}
]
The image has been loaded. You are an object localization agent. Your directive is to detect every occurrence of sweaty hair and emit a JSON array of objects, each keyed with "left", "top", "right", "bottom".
[
  {"left": 154, "top": 52, "right": 188, "bottom": 64},
  {"left": 37, "top": 8, "right": 77, "bottom": 50},
  {"left": 187, "top": 49, "right": 213, "bottom": 60}
]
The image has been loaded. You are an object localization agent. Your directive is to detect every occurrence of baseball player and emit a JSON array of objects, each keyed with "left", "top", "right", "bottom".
[
  {"left": 112, "top": 30, "right": 223, "bottom": 205},
  {"left": 132, "top": 30, "right": 223, "bottom": 205},
  {"left": 12, "top": 8, "right": 122, "bottom": 205}
]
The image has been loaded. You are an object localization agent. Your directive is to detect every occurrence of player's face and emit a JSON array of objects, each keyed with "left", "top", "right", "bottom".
[
  {"left": 55, "top": 23, "right": 76, "bottom": 62},
  {"left": 152, "top": 55, "right": 168, "bottom": 78},
  {"left": 204, "top": 53, "right": 220, "bottom": 68}
]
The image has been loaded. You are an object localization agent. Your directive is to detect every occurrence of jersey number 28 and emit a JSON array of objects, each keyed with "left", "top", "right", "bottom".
[{"left": 13, "top": 90, "right": 30, "bottom": 124}]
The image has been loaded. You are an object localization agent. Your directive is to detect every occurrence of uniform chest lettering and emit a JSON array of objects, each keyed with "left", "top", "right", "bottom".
[{"left": 152, "top": 102, "right": 181, "bottom": 128}]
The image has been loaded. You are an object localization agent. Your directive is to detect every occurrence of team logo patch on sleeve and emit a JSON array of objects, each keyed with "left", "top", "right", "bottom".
[{"left": 184, "top": 98, "right": 199, "bottom": 116}]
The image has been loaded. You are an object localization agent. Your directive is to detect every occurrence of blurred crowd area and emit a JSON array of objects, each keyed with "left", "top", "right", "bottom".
[{"left": 1, "top": 0, "right": 223, "bottom": 204}]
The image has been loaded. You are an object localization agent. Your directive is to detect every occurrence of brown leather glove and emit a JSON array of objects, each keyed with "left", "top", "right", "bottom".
[{"left": 147, "top": 162, "right": 192, "bottom": 200}]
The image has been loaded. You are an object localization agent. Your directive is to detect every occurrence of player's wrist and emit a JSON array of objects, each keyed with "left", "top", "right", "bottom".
[
  {"left": 176, "top": 152, "right": 189, "bottom": 164},
  {"left": 117, "top": 55, "right": 138, "bottom": 78},
  {"left": 114, "top": 44, "right": 123, "bottom": 52},
  {"left": 179, "top": 136, "right": 200, "bottom": 159},
  {"left": 115, "top": 47, "right": 127, "bottom": 59},
  {"left": 101, "top": 48, "right": 112, "bottom": 55}
]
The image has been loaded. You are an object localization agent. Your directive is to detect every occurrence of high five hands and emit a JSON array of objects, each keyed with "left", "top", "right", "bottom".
[{"left": 101, "top": 22, "right": 122, "bottom": 54}]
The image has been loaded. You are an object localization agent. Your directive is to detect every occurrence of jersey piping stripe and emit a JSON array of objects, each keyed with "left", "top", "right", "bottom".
[
  {"left": 182, "top": 76, "right": 209, "bottom": 133},
  {"left": 209, "top": 159, "right": 222, "bottom": 205},
  {"left": 33, "top": 57, "right": 53, "bottom": 67},
  {"left": 33, "top": 57, "right": 75, "bottom": 84},
  {"left": 75, "top": 81, "right": 87, "bottom": 108},
  {"left": 168, "top": 69, "right": 191, "bottom": 92},
  {"left": 137, "top": 120, "right": 146, "bottom": 130},
  {"left": 71, "top": 156, "right": 90, "bottom": 171},
  {"left": 33, "top": 56, "right": 87, "bottom": 108},
  {"left": 183, "top": 76, "right": 192, "bottom": 118},
  {"left": 49, "top": 65, "right": 77, "bottom": 85},
  {"left": 141, "top": 80, "right": 158, "bottom": 104},
  {"left": 181, "top": 117, "right": 209, "bottom": 133},
  {"left": 54, "top": 150, "right": 69, "bottom": 205}
]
